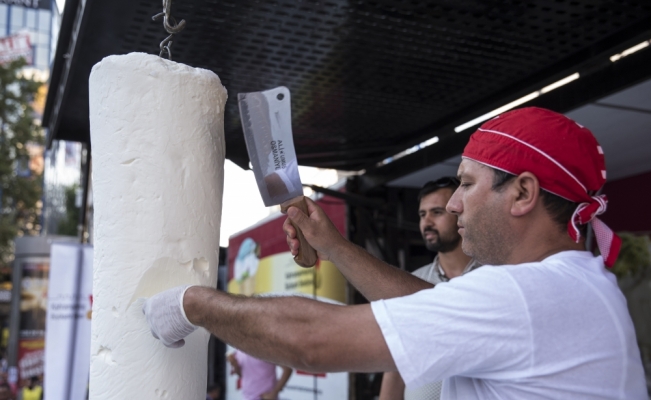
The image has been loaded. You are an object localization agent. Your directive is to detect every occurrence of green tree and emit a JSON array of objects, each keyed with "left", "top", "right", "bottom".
[
  {"left": 0, "top": 58, "right": 44, "bottom": 270},
  {"left": 612, "top": 232, "right": 651, "bottom": 290},
  {"left": 56, "top": 184, "right": 81, "bottom": 237}
]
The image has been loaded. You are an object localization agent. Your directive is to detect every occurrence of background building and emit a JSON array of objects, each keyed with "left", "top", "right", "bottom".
[
  {"left": 0, "top": 0, "right": 54, "bottom": 72},
  {"left": 0, "top": 0, "right": 60, "bottom": 390},
  {"left": 7, "top": 0, "right": 85, "bottom": 238}
]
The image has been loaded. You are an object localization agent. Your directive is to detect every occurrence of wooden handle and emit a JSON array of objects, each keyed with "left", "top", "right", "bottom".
[{"left": 281, "top": 196, "right": 318, "bottom": 268}]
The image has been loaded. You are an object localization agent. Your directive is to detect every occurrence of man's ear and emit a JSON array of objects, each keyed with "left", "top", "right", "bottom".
[{"left": 510, "top": 172, "right": 540, "bottom": 217}]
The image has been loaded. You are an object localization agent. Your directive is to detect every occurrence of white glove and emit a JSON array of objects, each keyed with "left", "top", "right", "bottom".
[{"left": 142, "top": 285, "right": 197, "bottom": 348}]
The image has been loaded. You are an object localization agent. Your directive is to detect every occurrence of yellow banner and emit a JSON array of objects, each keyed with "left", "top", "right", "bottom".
[
  {"left": 20, "top": 339, "right": 44, "bottom": 350},
  {"left": 228, "top": 251, "right": 346, "bottom": 304}
]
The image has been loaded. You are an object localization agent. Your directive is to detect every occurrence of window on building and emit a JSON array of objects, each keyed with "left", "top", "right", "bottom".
[
  {"left": 26, "top": 9, "right": 36, "bottom": 30},
  {"left": 38, "top": 9, "right": 50, "bottom": 33},
  {"left": 38, "top": 31, "right": 48, "bottom": 47},
  {"left": 36, "top": 45, "right": 48, "bottom": 69},
  {"left": 11, "top": 6, "right": 25, "bottom": 30},
  {"left": 0, "top": 5, "right": 7, "bottom": 36}
]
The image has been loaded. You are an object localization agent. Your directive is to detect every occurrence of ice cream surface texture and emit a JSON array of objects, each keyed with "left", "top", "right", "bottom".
[{"left": 88, "top": 52, "right": 227, "bottom": 399}]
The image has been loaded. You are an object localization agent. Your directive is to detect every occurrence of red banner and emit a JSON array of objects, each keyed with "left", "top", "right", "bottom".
[
  {"left": 0, "top": 33, "right": 33, "bottom": 65},
  {"left": 18, "top": 338, "right": 45, "bottom": 380}
]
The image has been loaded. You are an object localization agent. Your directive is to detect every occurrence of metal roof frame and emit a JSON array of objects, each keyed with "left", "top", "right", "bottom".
[{"left": 43, "top": 0, "right": 651, "bottom": 189}]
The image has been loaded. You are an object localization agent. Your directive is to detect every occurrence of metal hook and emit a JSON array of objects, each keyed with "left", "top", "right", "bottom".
[
  {"left": 158, "top": 34, "right": 174, "bottom": 60},
  {"left": 152, "top": 0, "right": 186, "bottom": 60}
]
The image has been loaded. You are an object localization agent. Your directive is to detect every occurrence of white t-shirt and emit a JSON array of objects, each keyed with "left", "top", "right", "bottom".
[{"left": 371, "top": 251, "right": 646, "bottom": 400}]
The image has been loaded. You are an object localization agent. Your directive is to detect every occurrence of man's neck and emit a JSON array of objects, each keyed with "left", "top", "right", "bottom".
[
  {"left": 508, "top": 240, "right": 586, "bottom": 265},
  {"left": 505, "top": 216, "right": 587, "bottom": 265},
  {"left": 438, "top": 245, "right": 472, "bottom": 279}
]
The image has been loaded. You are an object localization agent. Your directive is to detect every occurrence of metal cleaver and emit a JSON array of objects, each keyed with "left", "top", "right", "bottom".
[{"left": 238, "top": 86, "right": 318, "bottom": 268}]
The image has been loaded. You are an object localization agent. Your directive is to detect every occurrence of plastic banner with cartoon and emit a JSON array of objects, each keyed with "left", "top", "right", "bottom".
[
  {"left": 226, "top": 195, "right": 348, "bottom": 399},
  {"left": 228, "top": 197, "right": 347, "bottom": 303}
]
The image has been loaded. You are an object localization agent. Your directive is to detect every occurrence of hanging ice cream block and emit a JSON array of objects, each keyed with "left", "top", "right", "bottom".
[{"left": 88, "top": 6, "right": 227, "bottom": 395}]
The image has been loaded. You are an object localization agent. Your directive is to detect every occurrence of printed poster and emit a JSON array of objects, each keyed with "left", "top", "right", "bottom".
[{"left": 226, "top": 197, "right": 349, "bottom": 400}]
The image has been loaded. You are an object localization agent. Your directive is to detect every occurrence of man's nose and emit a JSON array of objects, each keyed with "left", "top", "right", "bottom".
[{"left": 446, "top": 190, "right": 462, "bottom": 215}]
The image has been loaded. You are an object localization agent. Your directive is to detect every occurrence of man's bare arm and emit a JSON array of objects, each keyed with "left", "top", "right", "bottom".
[
  {"left": 184, "top": 286, "right": 396, "bottom": 372},
  {"left": 379, "top": 371, "right": 405, "bottom": 400},
  {"left": 283, "top": 198, "right": 433, "bottom": 301}
]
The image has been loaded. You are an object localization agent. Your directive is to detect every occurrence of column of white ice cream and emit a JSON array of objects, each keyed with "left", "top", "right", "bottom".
[{"left": 88, "top": 53, "right": 227, "bottom": 400}]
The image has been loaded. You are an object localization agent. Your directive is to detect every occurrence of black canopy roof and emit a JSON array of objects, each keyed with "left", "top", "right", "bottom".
[{"left": 43, "top": 0, "right": 651, "bottom": 187}]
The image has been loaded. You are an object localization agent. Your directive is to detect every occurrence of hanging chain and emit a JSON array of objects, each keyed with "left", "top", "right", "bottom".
[{"left": 152, "top": 0, "right": 186, "bottom": 60}]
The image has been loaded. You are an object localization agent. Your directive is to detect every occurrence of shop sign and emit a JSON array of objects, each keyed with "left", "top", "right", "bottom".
[
  {"left": 19, "top": 261, "right": 48, "bottom": 335},
  {"left": 0, "top": 0, "right": 51, "bottom": 10},
  {"left": 0, "top": 33, "right": 33, "bottom": 65},
  {"left": 18, "top": 260, "right": 48, "bottom": 381}
]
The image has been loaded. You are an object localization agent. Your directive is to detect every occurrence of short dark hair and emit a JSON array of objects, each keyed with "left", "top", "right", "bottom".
[
  {"left": 491, "top": 169, "right": 586, "bottom": 236},
  {"left": 418, "top": 177, "right": 460, "bottom": 203}
]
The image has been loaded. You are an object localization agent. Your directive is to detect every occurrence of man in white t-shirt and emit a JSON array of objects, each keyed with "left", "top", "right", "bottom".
[
  {"left": 380, "top": 177, "right": 481, "bottom": 400},
  {"left": 143, "top": 107, "right": 647, "bottom": 399}
]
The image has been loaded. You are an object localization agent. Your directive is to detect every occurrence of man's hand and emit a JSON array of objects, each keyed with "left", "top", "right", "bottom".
[
  {"left": 283, "top": 197, "right": 346, "bottom": 262},
  {"left": 261, "top": 391, "right": 279, "bottom": 399},
  {"left": 227, "top": 353, "right": 242, "bottom": 377},
  {"left": 142, "top": 285, "right": 197, "bottom": 348}
]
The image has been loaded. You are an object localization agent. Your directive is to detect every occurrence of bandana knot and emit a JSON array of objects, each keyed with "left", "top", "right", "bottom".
[
  {"left": 568, "top": 195, "right": 621, "bottom": 268},
  {"left": 571, "top": 195, "right": 607, "bottom": 232}
]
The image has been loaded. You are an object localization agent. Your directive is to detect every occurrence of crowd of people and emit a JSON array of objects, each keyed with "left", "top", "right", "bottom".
[
  {"left": 0, "top": 352, "right": 42, "bottom": 400},
  {"left": 0, "top": 376, "right": 42, "bottom": 400}
]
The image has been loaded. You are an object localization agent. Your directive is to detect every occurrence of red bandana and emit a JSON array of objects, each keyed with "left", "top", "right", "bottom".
[{"left": 462, "top": 107, "right": 621, "bottom": 267}]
